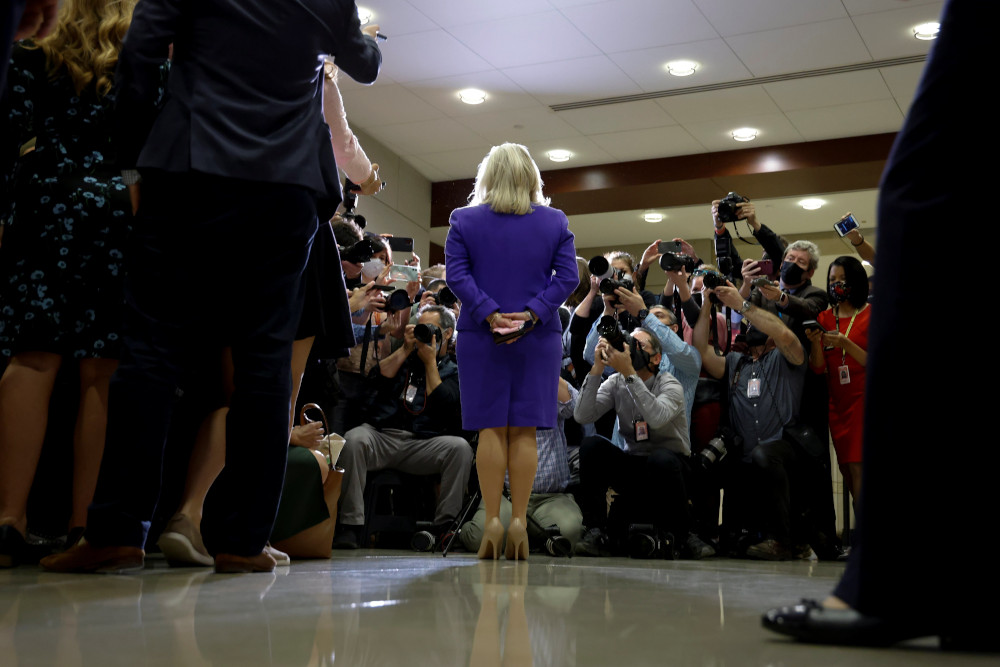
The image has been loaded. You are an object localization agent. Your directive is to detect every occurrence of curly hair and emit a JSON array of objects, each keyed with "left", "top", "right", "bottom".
[{"left": 31, "top": 0, "right": 138, "bottom": 96}]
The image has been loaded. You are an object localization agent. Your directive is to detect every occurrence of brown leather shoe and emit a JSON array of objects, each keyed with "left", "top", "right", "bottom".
[
  {"left": 40, "top": 540, "right": 145, "bottom": 574},
  {"left": 214, "top": 550, "right": 277, "bottom": 574}
]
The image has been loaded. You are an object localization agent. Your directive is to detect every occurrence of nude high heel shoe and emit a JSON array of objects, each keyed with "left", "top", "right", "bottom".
[
  {"left": 505, "top": 518, "right": 529, "bottom": 561},
  {"left": 478, "top": 517, "right": 504, "bottom": 560}
]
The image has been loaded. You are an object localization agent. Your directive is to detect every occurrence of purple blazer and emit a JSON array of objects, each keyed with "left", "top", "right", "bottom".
[{"left": 445, "top": 204, "right": 578, "bottom": 334}]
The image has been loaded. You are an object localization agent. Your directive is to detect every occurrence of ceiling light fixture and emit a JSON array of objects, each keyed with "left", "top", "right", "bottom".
[
  {"left": 643, "top": 212, "right": 664, "bottom": 223},
  {"left": 357, "top": 7, "right": 373, "bottom": 25},
  {"left": 799, "top": 198, "right": 825, "bottom": 210},
  {"left": 547, "top": 149, "right": 572, "bottom": 162},
  {"left": 731, "top": 127, "right": 758, "bottom": 142},
  {"left": 458, "top": 88, "right": 487, "bottom": 105},
  {"left": 913, "top": 22, "right": 940, "bottom": 40},
  {"left": 664, "top": 60, "right": 698, "bottom": 77}
]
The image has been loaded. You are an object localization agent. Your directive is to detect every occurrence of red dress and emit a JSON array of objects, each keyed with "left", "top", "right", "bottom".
[{"left": 815, "top": 305, "right": 870, "bottom": 464}]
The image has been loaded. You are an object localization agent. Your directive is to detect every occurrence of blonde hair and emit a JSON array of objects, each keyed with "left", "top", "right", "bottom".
[
  {"left": 31, "top": 0, "right": 138, "bottom": 96},
  {"left": 468, "top": 143, "right": 549, "bottom": 215}
]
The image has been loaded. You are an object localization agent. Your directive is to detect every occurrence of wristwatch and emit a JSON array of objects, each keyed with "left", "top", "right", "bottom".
[
  {"left": 625, "top": 374, "right": 639, "bottom": 385},
  {"left": 737, "top": 300, "right": 752, "bottom": 315},
  {"left": 637, "top": 308, "right": 649, "bottom": 321}
]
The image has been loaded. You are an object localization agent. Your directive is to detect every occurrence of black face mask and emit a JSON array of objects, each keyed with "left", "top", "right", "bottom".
[
  {"left": 629, "top": 337, "right": 654, "bottom": 373},
  {"left": 745, "top": 327, "right": 768, "bottom": 348},
  {"left": 780, "top": 261, "right": 806, "bottom": 286},
  {"left": 828, "top": 281, "right": 851, "bottom": 304},
  {"left": 691, "top": 292, "right": 704, "bottom": 308}
]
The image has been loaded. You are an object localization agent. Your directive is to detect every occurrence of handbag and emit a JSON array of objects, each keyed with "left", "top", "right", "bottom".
[{"left": 271, "top": 403, "right": 345, "bottom": 559}]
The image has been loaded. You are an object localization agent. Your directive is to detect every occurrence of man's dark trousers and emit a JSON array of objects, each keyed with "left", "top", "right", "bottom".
[{"left": 87, "top": 170, "right": 317, "bottom": 556}]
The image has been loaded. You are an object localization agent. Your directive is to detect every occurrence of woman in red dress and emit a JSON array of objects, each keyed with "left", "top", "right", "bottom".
[{"left": 806, "top": 256, "right": 869, "bottom": 506}]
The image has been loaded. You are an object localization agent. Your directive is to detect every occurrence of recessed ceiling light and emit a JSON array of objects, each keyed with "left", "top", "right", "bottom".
[
  {"left": 357, "top": 6, "right": 373, "bottom": 25},
  {"left": 643, "top": 212, "right": 664, "bottom": 223},
  {"left": 799, "top": 198, "right": 825, "bottom": 210},
  {"left": 731, "top": 127, "right": 758, "bottom": 142},
  {"left": 458, "top": 88, "right": 487, "bottom": 105},
  {"left": 547, "top": 149, "right": 572, "bottom": 162},
  {"left": 664, "top": 60, "right": 698, "bottom": 77},
  {"left": 913, "top": 22, "right": 940, "bottom": 40}
]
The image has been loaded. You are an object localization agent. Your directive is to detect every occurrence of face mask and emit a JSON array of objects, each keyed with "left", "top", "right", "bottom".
[
  {"left": 629, "top": 337, "right": 653, "bottom": 372},
  {"left": 692, "top": 292, "right": 704, "bottom": 308},
  {"left": 828, "top": 281, "right": 851, "bottom": 304},
  {"left": 745, "top": 326, "right": 768, "bottom": 348},
  {"left": 780, "top": 261, "right": 806, "bottom": 286},
  {"left": 361, "top": 258, "right": 385, "bottom": 280}
]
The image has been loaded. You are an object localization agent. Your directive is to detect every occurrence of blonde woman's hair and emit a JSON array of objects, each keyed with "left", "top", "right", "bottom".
[
  {"left": 468, "top": 143, "right": 550, "bottom": 215},
  {"left": 31, "top": 0, "right": 138, "bottom": 96}
]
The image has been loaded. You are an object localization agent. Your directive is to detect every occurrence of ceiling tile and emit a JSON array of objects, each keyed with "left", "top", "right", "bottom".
[
  {"left": 452, "top": 10, "right": 601, "bottom": 69},
  {"left": 358, "top": 0, "right": 439, "bottom": 35},
  {"left": 457, "top": 106, "right": 582, "bottom": 144},
  {"left": 852, "top": 3, "right": 944, "bottom": 60},
  {"left": 370, "top": 118, "right": 487, "bottom": 155},
  {"left": 609, "top": 40, "right": 754, "bottom": 92},
  {"left": 402, "top": 70, "right": 542, "bottom": 117},
  {"left": 376, "top": 29, "right": 494, "bottom": 83},
  {"left": 764, "top": 70, "right": 892, "bottom": 112},
  {"left": 681, "top": 112, "right": 803, "bottom": 151},
  {"left": 725, "top": 18, "right": 872, "bottom": 76},
  {"left": 413, "top": 147, "right": 494, "bottom": 181},
  {"left": 693, "top": 0, "right": 846, "bottom": 36},
  {"left": 841, "top": 0, "right": 943, "bottom": 17},
  {"left": 522, "top": 136, "right": 618, "bottom": 170},
  {"left": 562, "top": 0, "right": 718, "bottom": 53},
  {"left": 341, "top": 84, "right": 445, "bottom": 128},
  {"left": 590, "top": 126, "right": 707, "bottom": 160},
  {"left": 655, "top": 85, "right": 780, "bottom": 124},
  {"left": 558, "top": 100, "right": 677, "bottom": 135},
  {"left": 503, "top": 55, "right": 642, "bottom": 106},
  {"left": 785, "top": 100, "right": 904, "bottom": 141},
  {"left": 879, "top": 62, "right": 925, "bottom": 113},
  {"left": 413, "top": 0, "right": 555, "bottom": 28}
]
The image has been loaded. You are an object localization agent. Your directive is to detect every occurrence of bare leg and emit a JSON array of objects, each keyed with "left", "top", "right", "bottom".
[
  {"left": 505, "top": 427, "right": 537, "bottom": 560},
  {"left": 476, "top": 427, "right": 508, "bottom": 559},
  {"left": 68, "top": 358, "right": 118, "bottom": 530},
  {"left": 289, "top": 336, "right": 315, "bottom": 430},
  {"left": 846, "top": 462, "right": 862, "bottom": 508},
  {"left": 0, "top": 351, "right": 62, "bottom": 535}
]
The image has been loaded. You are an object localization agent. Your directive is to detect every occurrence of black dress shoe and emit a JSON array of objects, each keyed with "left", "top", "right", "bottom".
[{"left": 762, "top": 599, "right": 936, "bottom": 647}]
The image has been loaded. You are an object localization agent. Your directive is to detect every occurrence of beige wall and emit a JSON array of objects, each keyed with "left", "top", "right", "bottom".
[{"left": 348, "top": 128, "right": 432, "bottom": 263}]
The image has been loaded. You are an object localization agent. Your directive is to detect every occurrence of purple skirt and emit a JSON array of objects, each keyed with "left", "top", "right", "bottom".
[{"left": 455, "top": 328, "right": 562, "bottom": 430}]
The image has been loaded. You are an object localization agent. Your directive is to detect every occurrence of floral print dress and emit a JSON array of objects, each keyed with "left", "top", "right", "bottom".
[{"left": 1, "top": 43, "right": 131, "bottom": 359}]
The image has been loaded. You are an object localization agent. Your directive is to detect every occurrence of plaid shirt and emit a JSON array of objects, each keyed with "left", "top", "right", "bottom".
[{"left": 531, "top": 383, "right": 578, "bottom": 493}]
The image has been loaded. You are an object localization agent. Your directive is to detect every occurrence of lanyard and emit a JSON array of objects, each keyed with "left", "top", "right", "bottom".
[{"left": 834, "top": 305, "right": 864, "bottom": 366}]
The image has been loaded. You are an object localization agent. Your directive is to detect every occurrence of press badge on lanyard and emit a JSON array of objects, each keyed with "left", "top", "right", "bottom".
[
  {"left": 838, "top": 365, "right": 851, "bottom": 385},
  {"left": 633, "top": 417, "right": 649, "bottom": 442},
  {"left": 404, "top": 383, "right": 419, "bottom": 404},
  {"left": 747, "top": 377, "right": 761, "bottom": 398}
]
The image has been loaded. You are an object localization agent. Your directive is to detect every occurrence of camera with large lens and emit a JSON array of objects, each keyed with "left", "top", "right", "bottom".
[
  {"left": 596, "top": 315, "right": 629, "bottom": 352},
  {"left": 413, "top": 322, "right": 441, "bottom": 347},
  {"left": 385, "top": 289, "right": 412, "bottom": 313},
  {"left": 599, "top": 270, "right": 633, "bottom": 298},
  {"left": 716, "top": 192, "right": 750, "bottom": 223},
  {"left": 430, "top": 285, "right": 457, "bottom": 308},
  {"left": 658, "top": 251, "right": 695, "bottom": 273},
  {"left": 693, "top": 268, "right": 727, "bottom": 304},
  {"left": 627, "top": 524, "right": 677, "bottom": 560},
  {"left": 697, "top": 437, "right": 728, "bottom": 471},
  {"left": 340, "top": 237, "right": 379, "bottom": 264}
]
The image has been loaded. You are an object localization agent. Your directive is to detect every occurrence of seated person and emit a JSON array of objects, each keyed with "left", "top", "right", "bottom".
[
  {"left": 459, "top": 377, "right": 583, "bottom": 555},
  {"left": 693, "top": 281, "right": 823, "bottom": 560},
  {"left": 573, "top": 328, "right": 711, "bottom": 559},
  {"left": 334, "top": 305, "right": 472, "bottom": 548}
]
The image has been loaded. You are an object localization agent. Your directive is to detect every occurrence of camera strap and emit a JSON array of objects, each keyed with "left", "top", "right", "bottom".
[
  {"left": 709, "top": 302, "right": 733, "bottom": 357},
  {"left": 359, "top": 313, "right": 374, "bottom": 376}
]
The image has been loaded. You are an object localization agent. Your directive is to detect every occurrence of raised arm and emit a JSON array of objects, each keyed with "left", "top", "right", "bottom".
[
  {"left": 693, "top": 290, "right": 726, "bottom": 379},
  {"left": 713, "top": 285, "right": 804, "bottom": 366}
]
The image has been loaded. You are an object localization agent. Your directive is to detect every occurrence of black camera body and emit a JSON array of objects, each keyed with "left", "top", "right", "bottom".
[
  {"left": 599, "top": 269, "right": 633, "bottom": 298},
  {"left": 340, "top": 237, "right": 379, "bottom": 264},
  {"left": 716, "top": 192, "right": 749, "bottom": 223},
  {"left": 385, "top": 289, "right": 411, "bottom": 313},
  {"left": 596, "top": 315, "right": 629, "bottom": 352},
  {"left": 413, "top": 322, "right": 441, "bottom": 347},
  {"left": 430, "top": 285, "right": 457, "bottom": 308},
  {"left": 627, "top": 524, "right": 677, "bottom": 560},
  {"left": 658, "top": 251, "right": 695, "bottom": 273}
]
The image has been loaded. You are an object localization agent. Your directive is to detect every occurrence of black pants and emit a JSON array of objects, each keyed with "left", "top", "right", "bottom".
[
  {"left": 578, "top": 436, "right": 691, "bottom": 538},
  {"left": 723, "top": 439, "right": 808, "bottom": 544},
  {"left": 87, "top": 171, "right": 317, "bottom": 556}
]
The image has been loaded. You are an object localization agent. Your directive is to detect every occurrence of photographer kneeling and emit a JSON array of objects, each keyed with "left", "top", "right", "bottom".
[
  {"left": 573, "top": 327, "right": 710, "bottom": 559},
  {"left": 335, "top": 305, "right": 472, "bottom": 549}
]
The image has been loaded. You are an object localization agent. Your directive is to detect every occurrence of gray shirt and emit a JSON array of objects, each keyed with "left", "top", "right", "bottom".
[
  {"left": 574, "top": 371, "right": 690, "bottom": 457},
  {"left": 725, "top": 347, "right": 806, "bottom": 461}
]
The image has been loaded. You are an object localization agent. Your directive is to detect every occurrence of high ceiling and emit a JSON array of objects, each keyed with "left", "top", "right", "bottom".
[{"left": 337, "top": 0, "right": 943, "bottom": 246}]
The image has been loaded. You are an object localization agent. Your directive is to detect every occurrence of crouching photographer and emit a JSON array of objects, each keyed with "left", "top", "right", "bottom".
[
  {"left": 334, "top": 305, "right": 473, "bottom": 549},
  {"left": 573, "top": 326, "right": 712, "bottom": 560}
]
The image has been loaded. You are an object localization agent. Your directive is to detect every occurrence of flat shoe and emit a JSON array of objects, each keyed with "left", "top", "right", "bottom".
[
  {"left": 762, "top": 599, "right": 935, "bottom": 647},
  {"left": 214, "top": 551, "right": 276, "bottom": 574},
  {"left": 40, "top": 540, "right": 145, "bottom": 574}
]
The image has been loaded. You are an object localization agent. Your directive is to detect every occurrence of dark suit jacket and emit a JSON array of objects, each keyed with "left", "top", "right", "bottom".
[{"left": 115, "top": 0, "right": 380, "bottom": 217}]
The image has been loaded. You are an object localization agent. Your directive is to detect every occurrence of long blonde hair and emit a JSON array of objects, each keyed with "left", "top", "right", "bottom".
[
  {"left": 32, "top": 0, "right": 138, "bottom": 96},
  {"left": 468, "top": 143, "right": 549, "bottom": 215}
]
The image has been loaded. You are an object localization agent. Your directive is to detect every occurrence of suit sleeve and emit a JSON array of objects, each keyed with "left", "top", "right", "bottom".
[
  {"left": 782, "top": 286, "right": 829, "bottom": 320},
  {"left": 444, "top": 213, "right": 501, "bottom": 326},
  {"left": 525, "top": 213, "right": 578, "bottom": 326},
  {"left": 114, "top": 0, "right": 181, "bottom": 169},
  {"left": 331, "top": 4, "right": 380, "bottom": 85}
]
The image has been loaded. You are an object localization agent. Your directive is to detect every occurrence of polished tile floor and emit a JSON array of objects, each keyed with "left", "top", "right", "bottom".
[{"left": 0, "top": 551, "right": 991, "bottom": 666}]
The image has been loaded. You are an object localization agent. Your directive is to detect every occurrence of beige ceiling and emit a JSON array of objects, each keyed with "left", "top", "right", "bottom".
[{"left": 338, "top": 0, "right": 943, "bottom": 246}]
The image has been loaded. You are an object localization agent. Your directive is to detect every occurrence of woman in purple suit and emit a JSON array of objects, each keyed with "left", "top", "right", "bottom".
[{"left": 445, "top": 143, "right": 577, "bottom": 560}]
